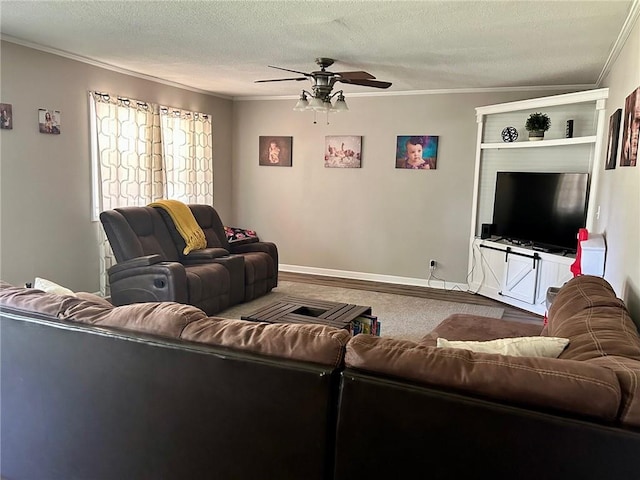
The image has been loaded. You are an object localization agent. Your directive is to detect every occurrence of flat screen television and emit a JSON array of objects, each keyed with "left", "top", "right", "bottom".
[{"left": 492, "top": 172, "right": 589, "bottom": 252}]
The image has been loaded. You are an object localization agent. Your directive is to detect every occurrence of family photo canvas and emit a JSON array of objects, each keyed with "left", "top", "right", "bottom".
[
  {"left": 38, "top": 108, "right": 61, "bottom": 134},
  {"left": 0, "top": 103, "right": 13, "bottom": 129}
]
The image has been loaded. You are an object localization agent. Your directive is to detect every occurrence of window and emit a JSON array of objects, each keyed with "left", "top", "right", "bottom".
[{"left": 89, "top": 91, "right": 213, "bottom": 294}]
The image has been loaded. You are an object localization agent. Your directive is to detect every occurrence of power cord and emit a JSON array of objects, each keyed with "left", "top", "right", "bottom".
[{"left": 427, "top": 242, "right": 485, "bottom": 294}]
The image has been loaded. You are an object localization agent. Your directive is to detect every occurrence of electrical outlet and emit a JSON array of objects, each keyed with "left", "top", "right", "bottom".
[{"left": 429, "top": 259, "right": 436, "bottom": 270}]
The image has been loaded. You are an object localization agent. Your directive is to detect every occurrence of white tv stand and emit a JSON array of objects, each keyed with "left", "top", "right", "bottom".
[
  {"left": 469, "top": 238, "right": 575, "bottom": 316},
  {"left": 468, "top": 89, "right": 609, "bottom": 315}
]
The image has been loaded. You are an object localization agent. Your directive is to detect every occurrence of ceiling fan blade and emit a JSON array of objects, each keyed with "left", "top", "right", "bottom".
[
  {"left": 255, "top": 77, "right": 308, "bottom": 83},
  {"left": 335, "top": 71, "right": 376, "bottom": 80},
  {"left": 267, "top": 65, "right": 311, "bottom": 76},
  {"left": 339, "top": 78, "right": 392, "bottom": 89}
]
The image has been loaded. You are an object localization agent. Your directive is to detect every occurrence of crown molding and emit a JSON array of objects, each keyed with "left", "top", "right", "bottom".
[
  {"left": 476, "top": 88, "right": 609, "bottom": 115},
  {"left": 233, "top": 84, "right": 594, "bottom": 102},
  {"left": 1, "top": 34, "right": 231, "bottom": 99},
  {"left": 596, "top": 0, "right": 640, "bottom": 86}
]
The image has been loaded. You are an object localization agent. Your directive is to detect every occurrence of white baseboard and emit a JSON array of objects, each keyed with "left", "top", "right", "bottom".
[{"left": 279, "top": 264, "right": 469, "bottom": 292}]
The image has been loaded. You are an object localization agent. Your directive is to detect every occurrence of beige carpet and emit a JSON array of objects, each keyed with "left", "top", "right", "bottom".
[{"left": 217, "top": 281, "right": 504, "bottom": 342}]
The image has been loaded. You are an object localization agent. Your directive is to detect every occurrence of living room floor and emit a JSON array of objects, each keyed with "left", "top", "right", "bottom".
[{"left": 279, "top": 272, "right": 543, "bottom": 325}]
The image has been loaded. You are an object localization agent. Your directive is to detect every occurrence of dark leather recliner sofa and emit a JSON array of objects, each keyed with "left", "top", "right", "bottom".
[
  {"left": 2, "top": 275, "right": 639, "bottom": 479},
  {"left": 99, "top": 204, "right": 277, "bottom": 315}
]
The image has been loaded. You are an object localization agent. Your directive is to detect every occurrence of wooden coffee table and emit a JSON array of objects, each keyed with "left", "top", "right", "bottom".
[{"left": 241, "top": 296, "right": 372, "bottom": 330}]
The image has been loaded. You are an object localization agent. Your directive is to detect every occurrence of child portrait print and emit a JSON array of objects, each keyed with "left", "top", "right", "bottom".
[
  {"left": 395, "top": 135, "right": 438, "bottom": 169},
  {"left": 259, "top": 136, "right": 292, "bottom": 166},
  {"left": 325, "top": 136, "right": 362, "bottom": 168},
  {"left": 0, "top": 103, "right": 13, "bottom": 130},
  {"left": 38, "top": 108, "right": 61, "bottom": 134}
]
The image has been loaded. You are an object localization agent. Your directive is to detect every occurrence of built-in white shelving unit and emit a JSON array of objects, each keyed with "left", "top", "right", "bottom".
[
  {"left": 480, "top": 136, "right": 597, "bottom": 149},
  {"left": 468, "top": 89, "right": 609, "bottom": 315}
]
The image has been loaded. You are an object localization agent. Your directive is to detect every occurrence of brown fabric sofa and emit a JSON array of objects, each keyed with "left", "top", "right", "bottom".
[
  {"left": 0, "top": 281, "right": 347, "bottom": 480},
  {"left": 335, "top": 275, "right": 640, "bottom": 479},
  {"left": 2, "top": 275, "right": 639, "bottom": 480}
]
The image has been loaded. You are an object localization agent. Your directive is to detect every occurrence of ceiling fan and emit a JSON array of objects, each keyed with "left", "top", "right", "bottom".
[{"left": 255, "top": 57, "right": 392, "bottom": 114}]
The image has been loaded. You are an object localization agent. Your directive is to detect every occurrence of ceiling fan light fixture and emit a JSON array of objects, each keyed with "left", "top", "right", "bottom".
[
  {"left": 257, "top": 58, "right": 391, "bottom": 122},
  {"left": 293, "top": 92, "right": 309, "bottom": 111},
  {"left": 308, "top": 96, "right": 325, "bottom": 111},
  {"left": 332, "top": 93, "right": 348, "bottom": 112}
]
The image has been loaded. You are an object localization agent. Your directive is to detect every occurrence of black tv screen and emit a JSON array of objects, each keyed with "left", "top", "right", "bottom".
[{"left": 492, "top": 172, "right": 589, "bottom": 252}]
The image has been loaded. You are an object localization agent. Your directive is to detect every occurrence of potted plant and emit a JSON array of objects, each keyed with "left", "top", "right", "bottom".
[{"left": 525, "top": 112, "right": 551, "bottom": 141}]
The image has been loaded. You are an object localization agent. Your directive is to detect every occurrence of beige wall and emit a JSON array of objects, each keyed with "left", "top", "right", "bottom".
[
  {"left": 2, "top": 30, "right": 637, "bottom": 321},
  {"left": 596, "top": 18, "right": 640, "bottom": 322},
  {"left": 0, "top": 41, "right": 233, "bottom": 292},
  {"left": 232, "top": 89, "right": 564, "bottom": 285}
]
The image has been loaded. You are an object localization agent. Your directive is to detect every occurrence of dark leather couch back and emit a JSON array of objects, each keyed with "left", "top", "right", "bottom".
[
  {"left": 100, "top": 206, "right": 181, "bottom": 262},
  {"left": 1, "top": 310, "right": 340, "bottom": 480}
]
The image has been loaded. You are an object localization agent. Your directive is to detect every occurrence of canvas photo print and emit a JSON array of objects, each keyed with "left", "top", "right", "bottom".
[
  {"left": 259, "top": 136, "right": 292, "bottom": 166},
  {"left": 0, "top": 103, "right": 13, "bottom": 130},
  {"left": 621, "top": 86, "right": 639, "bottom": 167},
  {"left": 395, "top": 135, "right": 438, "bottom": 169},
  {"left": 605, "top": 109, "right": 622, "bottom": 170},
  {"left": 38, "top": 108, "right": 61, "bottom": 134},
  {"left": 325, "top": 135, "right": 362, "bottom": 168}
]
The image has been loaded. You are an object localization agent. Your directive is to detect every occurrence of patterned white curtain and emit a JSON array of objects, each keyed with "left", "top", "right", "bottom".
[
  {"left": 89, "top": 91, "right": 213, "bottom": 295},
  {"left": 160, "top": 107, "right": 213, "bottom": 204}
]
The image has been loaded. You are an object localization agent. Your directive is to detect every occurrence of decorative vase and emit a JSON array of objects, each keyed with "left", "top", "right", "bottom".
[{"left": 528, "top": 130, "right": 545, "bottom": 141}]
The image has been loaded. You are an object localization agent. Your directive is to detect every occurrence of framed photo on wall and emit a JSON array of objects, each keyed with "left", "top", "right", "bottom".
[
  {"left": 395, "top": 135, "right": 438, "bottom": 169},
  {"left": 38, "top": 108, "right": 61, "bottom": 134},
  {"left": 325, "top": 135, "right": 362, "bottom": 168},
  {"left": 259, "top": 136, "right": 292, "bottom": 166},
  {"left": 605, "top": 109, "right": 622, "bottom": 170},
  {"left": 620, "top": 86, "right": 639, "bottom": 167},
  {"left": 0, "top": 103, "right": 13, "bottom": 130}
]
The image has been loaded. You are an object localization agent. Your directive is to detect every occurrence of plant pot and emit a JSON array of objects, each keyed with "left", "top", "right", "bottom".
[{"left": 528, "top": 130, "right": 545, "bottom": 141}]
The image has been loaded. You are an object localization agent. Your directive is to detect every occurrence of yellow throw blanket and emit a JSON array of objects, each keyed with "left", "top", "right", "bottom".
[{"left": 149, "top": 199, "right": 207, "bottom": 254}]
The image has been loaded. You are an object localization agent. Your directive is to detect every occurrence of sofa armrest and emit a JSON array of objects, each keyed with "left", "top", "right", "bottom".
[
  {"left": 108, "top": 261, "right": 188, "bottom": 306},
  {"left": 108, "top": 255, "right": 163, "bottom": 275},
  {"left": 345, "top": 335, "right": 621, "bottom": 421},
  {"left": 230, "top": 241, "right": 277, "bottom": 256},
  {"left": 182, "top": 248, "right": 230, "bottom": 264}
]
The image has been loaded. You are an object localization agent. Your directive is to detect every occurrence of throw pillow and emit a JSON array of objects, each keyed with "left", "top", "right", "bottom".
[
  {"left": 34, "top": 277, "right": 76, "bottom": 296},
  {"left": 436, "top": 336, "right": 570, "bottom": 358}
]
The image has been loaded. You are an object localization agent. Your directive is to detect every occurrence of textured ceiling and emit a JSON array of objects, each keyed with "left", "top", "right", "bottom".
[{"left": 0, "top": 1, "right": 635, "bottom": 98}]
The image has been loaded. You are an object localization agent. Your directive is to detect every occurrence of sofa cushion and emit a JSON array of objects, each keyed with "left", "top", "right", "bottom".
[
  {"left": 345, "top": 334, "right": 621, "bottom": 421},
  {"left": 62, "top": 300, "right": 207, "bottom": 339},
  {"left": 75, "top": 291, "right": 113, "bottom": 307},
  {"left": 436, "top": 336, "right": 569, "bottom": 358},
  {"left": 0, "top": 281, "right": 206, "bottom": 339},
  {"left": 587, "top": 355, "right": 640, "bottom": 428},
  {"left": 0, "top": 281, "right": 88, "bottom": 318},
  {"left": 181, "top": 317, "right": 350, "bottom": 367},
  {"left": 548, "top": 275, "right": 640, "bottom": 362},
  {"left": 421, "top": 314, "right": 544, "bottom": 346}
]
